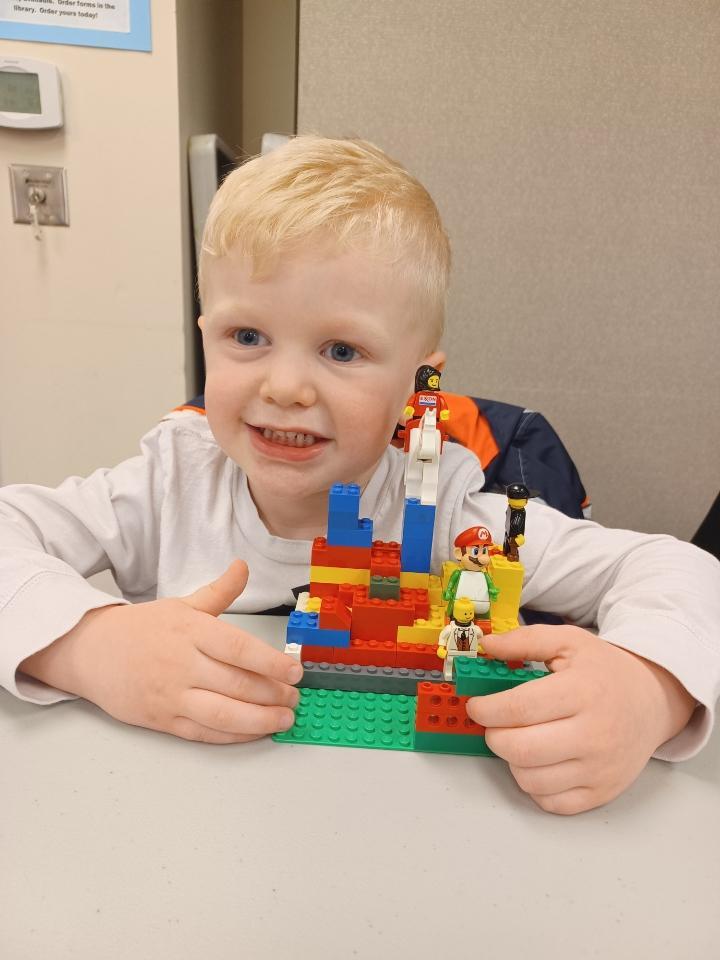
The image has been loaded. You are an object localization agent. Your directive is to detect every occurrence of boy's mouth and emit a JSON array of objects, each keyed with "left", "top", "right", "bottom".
[
  {"left": 245, "top": 423, "right": 331, "bottom": 461},
  {"left": 248, "top": 424, "right": 327, "bottom": 447}
]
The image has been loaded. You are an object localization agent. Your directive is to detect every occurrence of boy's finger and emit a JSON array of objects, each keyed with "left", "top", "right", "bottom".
[
  {"left": 480, "top": 624, "right": 578, "bottom": 666},
  {"left": 197, "top": 621, "right": 303, "bottom": 685},
  {"left": 183, "top": 688, "right": 296, "bottom": 736},
  {"left": 198, "top": 656, "right": 300, "bottom": 709},
  {"left": 466, "top": 670, "right": 576, "bottom": 728},
  {"left": 181, "top": 560, "right": 249, "bottom": 617},
  {"left": 484, "top": 716, "right": 580, "bottom": 767},
  {"left": 171, "top": 716, "right": 265, "bottom": 745}
]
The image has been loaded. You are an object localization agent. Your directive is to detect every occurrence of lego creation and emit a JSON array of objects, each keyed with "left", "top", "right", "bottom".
[{"left": 273, "top": 367, "right": 547, "bottom": 758}]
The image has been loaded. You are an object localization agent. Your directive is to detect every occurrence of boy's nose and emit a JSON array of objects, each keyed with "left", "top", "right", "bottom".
[{"left": 259, "top": 361, "right": 317, "bottom": 408}]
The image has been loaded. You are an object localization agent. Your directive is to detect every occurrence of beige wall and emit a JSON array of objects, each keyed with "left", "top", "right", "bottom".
[
  {"left": 0, "top": 0, "right": 243, "bottom": 487},
  {"left": 242, "top": 0, "right": 297, "bottom": 156},
  {"left": 297, "top": 0, "right": 720, "bottom": 539}
]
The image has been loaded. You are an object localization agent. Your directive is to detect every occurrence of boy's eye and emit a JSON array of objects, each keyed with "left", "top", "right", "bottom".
[
  {"left": 470, "top": 547, "right": 479, "bottom": 558},
  {"left": 232, "top": 328, "right": 268, "bottom": 347},
  {"left": 323, "top": 341, "right": 360, "bottom": 363}
]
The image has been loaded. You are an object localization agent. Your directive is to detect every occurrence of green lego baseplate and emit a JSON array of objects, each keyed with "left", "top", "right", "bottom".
[
  {"left": 274, "top": 688, "right": 416, "bottom": 751},
  {"left": 453, "top": 657, "right": 547, "bottom": 696},
  {"left": 273, "top": 686, "right": 495, "bottom": 756},
  {"left": 273, "top": 658, "right": 549, "bottom": 757}
]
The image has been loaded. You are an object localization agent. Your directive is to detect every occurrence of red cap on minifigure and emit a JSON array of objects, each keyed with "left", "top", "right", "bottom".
[{"left": 453, "top": 526, "right": 493, "bottom": 549}]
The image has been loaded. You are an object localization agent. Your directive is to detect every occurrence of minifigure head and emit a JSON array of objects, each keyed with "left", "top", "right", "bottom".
[
  {"left": 414, "top": 364, "right": 442, "bottom": 392},
  {"left": 196, "top": 137, "right": 451, "bottom": 514},
  {"left": 452, "top": 597, "right": 475, "bottom": 625},
  {"left": 453, "top": 526, "right": 494, "bottom": 570},
  {"left": 506, "top": 482, "right": 530, "bottom": 509}
]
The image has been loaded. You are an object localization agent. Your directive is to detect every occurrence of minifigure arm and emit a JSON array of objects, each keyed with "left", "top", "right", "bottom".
[{"left": 442, "top": 569, "right": 461, "bottom": 601}]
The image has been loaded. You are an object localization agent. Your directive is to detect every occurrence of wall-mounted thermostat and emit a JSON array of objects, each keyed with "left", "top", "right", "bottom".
[{"left": 0, "top": 56, "right": 63, "bottom": 130}]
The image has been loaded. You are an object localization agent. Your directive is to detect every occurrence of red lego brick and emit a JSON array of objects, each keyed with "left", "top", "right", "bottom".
[
  {"left": 309, "top": 581, "right": 340, "bottom": 599},
  {"left": 311, "top": 537, "right": 372, "bottom": 569},
  {"left": 399, "top": 587, "right": 430, "bottom": 621},
  {"left": 337, "top": 582, "right": 356, "bottom": 608},
  {"left": 333, "top": 636, "right": 397, "bottom": 667},
  {"left": 301, "top": 644, "right": 336, "bottom": 664},
  {"left": 396, "top": 642, "right": 444, "bottom": 672},
  {"left": 319, "top": 596, "right": 352, "bottom": 631},
  {"left": 415, "top": 681, "right": 485, "bottom": 736},
  {"left": 369, "top": 540, "right": 402, "bottom": 578},
  {"left": 350, "top": 587, "right": 415, "bottom": 643}
]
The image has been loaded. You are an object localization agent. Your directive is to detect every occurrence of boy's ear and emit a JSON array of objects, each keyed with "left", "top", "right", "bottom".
[
  {"left": 424, "top": 349, "right": 446, "bottom": 372},
  {"left": 198, "top": 315, "right": 206, "bottom": 330}
]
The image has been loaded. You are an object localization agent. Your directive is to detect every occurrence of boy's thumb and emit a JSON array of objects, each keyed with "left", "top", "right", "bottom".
[
  {"left": 180, "top": 560, "right": 249, "bottom": 617},
  {"left": 480, "top": 624, "right": 572, "bottom": 667}
]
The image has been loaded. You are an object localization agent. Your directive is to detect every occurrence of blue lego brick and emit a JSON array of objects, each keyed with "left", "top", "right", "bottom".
[
  {"left": 300, "top": 628, "right": 351, "bottom": 649},
  {"left": 327, "top": 517, "right": 373, "bottom": 547},
  {"left": 287, "top": 611, "right": 319, "bottom": 631},
  {"left": 402, "top": 498, "right": 436, "bottom": 528},
  {"left": 286, "top": 610, "right": 318, "bottom": 645},
  {"left": 299, "top": 661, "right": 445, "bottom": 694},
  {"left": 400, "top": 539, "right": 433, "bottom": 574},
  {"left": 328, "top": 483, "right": 361, "bottom": 516}
]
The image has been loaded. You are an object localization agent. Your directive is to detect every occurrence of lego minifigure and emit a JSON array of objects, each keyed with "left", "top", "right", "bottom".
[
  {"left": 437, "top": 597, "right": 484, "bottom": 680},
  {"left": 401, "top": 365, "right": 450, "bottom": 453},
  {"left": 402, "top": 366, "right": 449, "bottom": 506},
  {"left": 503, "top": 482, "right": 530, "bottom": 562},
  {"left": 443, "top": 526, "right": 499, "bottom": 619}
]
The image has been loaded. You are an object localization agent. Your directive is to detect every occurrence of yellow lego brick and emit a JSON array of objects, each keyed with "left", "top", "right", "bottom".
[
  {"left": 305, "top": 597, "right": 323, "bottom": 613},
  {"left": 489, "top": 555, "right": 524, "bottom": 623},
  {"left": 309, "top": 564, "right": 370, "bottom": 586},
  {"left": 427, "top": 575, "right": 442, "bottom": 607},
  {"left": 440, "top": 560, "right": 461, "bottom": 594},
  {"left": 399, "top": 571, "right": 430, "bottom": 589},
  {"left": 489, "top": 616, "right": 520, "bottom": 635},
  {"left": 396, "top": 605, "right": 445, "bottom": 645}
]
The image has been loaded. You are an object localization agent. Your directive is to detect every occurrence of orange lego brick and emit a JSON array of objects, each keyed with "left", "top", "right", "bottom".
[
  {"left": 415, "top": 681, "right": 485, "bottom": 736},
  {"left": 311, "top": 537, "right": 372, "bottom": 569},
  {"left": 350, "top": 586, "right": 415, "bottom": 643},
  {"left": 301, "top": 644, "right": 336, "bottom": 664},
  {"left": 396, "top": 642, "right": 444, "bottom": 672},
  {"left": 333, "top": 636, "right": 397, "bottom": 667},
  {"left": 399, "top": 586, "right": 429, "bottom": 620},
  {"left": 309, "top": 581, "right": 340, "bottom": 599},
  {"left": 337, "top": 582, "right": 356, "bottom": 608},
  {"left": 319, "top": 596, "right": 352, "bottom": 631},
  {"left": 369, "top": 540, "right": 402, "bottom": 578}
]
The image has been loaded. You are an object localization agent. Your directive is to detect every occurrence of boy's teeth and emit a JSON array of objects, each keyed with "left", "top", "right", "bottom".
[{"left": 262, "top": 428, "right": 317, "bottom": 447}]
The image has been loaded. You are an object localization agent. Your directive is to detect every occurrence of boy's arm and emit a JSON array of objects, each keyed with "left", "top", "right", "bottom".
[
  {"left": 457, "top": 489, "right": 720, "bottom": 760},
  {"left": 0, "top": 423, "right": 165, "bottom": 704}
]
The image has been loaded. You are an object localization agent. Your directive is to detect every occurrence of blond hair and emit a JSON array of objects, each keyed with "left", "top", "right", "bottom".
[{"left": 198, "top": 136, "right": 450, "bottom": 347}]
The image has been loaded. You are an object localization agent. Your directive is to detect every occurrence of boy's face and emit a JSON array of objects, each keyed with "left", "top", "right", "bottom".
[{"left": 199, "top": 245, "right": 444, "bottom": 505}]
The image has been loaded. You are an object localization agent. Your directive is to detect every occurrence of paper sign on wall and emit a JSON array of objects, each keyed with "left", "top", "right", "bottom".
[{"left": 0, "top": 0, "right": 151, "bottom": 51}]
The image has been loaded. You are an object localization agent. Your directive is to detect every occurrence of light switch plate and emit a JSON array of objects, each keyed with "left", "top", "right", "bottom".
[{"left": 9, "top": 164, "right": 69, "bottom": 226}]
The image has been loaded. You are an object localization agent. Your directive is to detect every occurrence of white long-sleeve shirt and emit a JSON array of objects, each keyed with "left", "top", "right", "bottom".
[{"left": 1, "top": 409, "right": 719, "bottom": 760}]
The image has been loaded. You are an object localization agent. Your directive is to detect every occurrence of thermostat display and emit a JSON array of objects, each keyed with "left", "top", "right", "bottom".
[{"left": 0, "top": 57, "right": 63, "bottom": 129}]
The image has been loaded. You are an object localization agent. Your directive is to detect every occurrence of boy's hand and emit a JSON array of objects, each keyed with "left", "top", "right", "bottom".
[
  {"left": 20, "top": 561, "right": 302, "bottom": 744},
  {"left": 466, "top": 625, "right": 696, "bottom": 815}
]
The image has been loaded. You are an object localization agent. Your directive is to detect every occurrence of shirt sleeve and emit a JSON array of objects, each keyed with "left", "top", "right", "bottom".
[
  {"left": 0, "top": 423, "right": 166, "bottom": 704},
  {"left": 453, "top": 477, "right": 720, "bottom": 761}
]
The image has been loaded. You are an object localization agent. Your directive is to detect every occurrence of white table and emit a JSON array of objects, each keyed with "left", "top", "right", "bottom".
[{"left": 2, "top": 614, "right": 719, "bottom": 960}]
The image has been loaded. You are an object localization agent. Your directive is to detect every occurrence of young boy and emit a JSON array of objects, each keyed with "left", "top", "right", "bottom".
[{"left": 2, "top": 137, "right": 719, "bottom": 816}]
